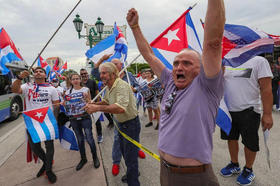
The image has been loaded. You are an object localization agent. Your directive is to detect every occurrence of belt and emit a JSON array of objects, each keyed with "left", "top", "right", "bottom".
[
  {"left": 161, "top": 159, "right": 210, "bottom": 174},
  {"left": 69, "top": 113, "right": 90, "bottom": 120}
]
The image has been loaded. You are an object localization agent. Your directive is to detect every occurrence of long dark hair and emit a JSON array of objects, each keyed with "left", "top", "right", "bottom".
[{"left": 69, "top": 73, "right": 83, "bottom": 93}]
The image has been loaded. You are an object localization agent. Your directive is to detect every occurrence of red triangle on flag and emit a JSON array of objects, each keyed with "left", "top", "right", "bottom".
[
  {"left": 0, "top": 28, "right": 23, "bottom": 60},
  {"left": 23, "top": 107, "right": 49, "bottom": 123},
  {"left": 222, "top": 37, "right": 237, "bottom": 58},
  {"left": 150, "top": 9, "right": 191, "bottom": 53}
]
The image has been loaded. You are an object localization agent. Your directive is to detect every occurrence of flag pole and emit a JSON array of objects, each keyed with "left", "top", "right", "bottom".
[
  {"left": 191, "top": 3, "right": 197, "bottom": 9},
  {"left": 91, "top": 54, "right": 141, "bottom": 102},
  {"left": 28, "top": 0, "right": 82, "bottom": 71}
]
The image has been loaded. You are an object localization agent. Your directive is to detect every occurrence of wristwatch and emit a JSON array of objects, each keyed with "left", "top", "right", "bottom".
[{"left": 16, "top": 74, "right": 23, "bottom": 80}]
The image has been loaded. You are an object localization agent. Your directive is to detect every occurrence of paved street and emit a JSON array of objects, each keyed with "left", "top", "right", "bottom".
[{"left": 0, "top": 109, "right": 279, "bottom": 186}]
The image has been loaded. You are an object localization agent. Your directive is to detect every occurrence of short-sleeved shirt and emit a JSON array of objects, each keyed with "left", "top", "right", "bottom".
[
  {"left": 55, "top": 86, "right": 64, "bottom": 101},
  {"left": 84, "top": 79, "right": 98, "bottom": 99},
  {"left": 103, "top": 78, "right": 138, "bottom": 123},
  {"left": 224, "top": 56, "right": 273, "bottom": 113},
  {"left": 21, "top": 83, "right": 59, "bottom": 110},
  {"left": 65, "top": 87, "right": 89, "bottom": 116},
  {"left": 158, "top": 67, "right": 224, "bottom": 164}
]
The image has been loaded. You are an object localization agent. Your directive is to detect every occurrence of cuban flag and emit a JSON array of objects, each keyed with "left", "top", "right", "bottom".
[
  {"left": 85, "top": 34, "right": 116, "bottom": 63},
  {"left": 150, "top": 7, "right": 202, "bottom": 69},
  {"left": 49, "top": 71, "right": 57, "bottom": 81},
  {"left": 267, "top": 33, "right": 280, "bottom": 45},
  {"left": 216, "top": 98, "right": 232, "bottom": 135},
  {"left": 200, "top": 21, "right": 274, "bottom": 67},
  {"left": 23, "top": 107, "right": 59, "bottom": 143},
  {"left": 59, "top": 121, "right": 79, "bottom": 151},
  {"left": 37, "top": 56, "right": 51, "bottom": 77},
  {"left": 107, "top": 22, "right": 128, "bottom": 63},
  {"left": 58, "top": 61, "right": 67, "bottom": 74},
  {"left": 0, "top": 28, "right": 23, "bottom": 75},
  {"left": 222, "top": 24, "right": 274, "bottom": 67},
  {"left": 53, "top": 58, "right": 60, "bottom": 71}
]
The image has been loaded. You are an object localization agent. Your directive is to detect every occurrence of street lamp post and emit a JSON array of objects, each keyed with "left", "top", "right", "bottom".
[
  {"left": 73, "top": 14, "right": 105, "bottom": 48},
  {"left": 73, "top": 14, "right": 104, "bottom": 69}
]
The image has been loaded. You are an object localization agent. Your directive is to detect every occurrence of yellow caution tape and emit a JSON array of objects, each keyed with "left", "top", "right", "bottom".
[{"left": 113, "top": 117, "right": 160, "bottom": 161}]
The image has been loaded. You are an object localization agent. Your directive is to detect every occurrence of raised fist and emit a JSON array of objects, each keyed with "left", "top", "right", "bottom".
[{"left": 126, "top": 8, "right": 139, "bottom": 28}]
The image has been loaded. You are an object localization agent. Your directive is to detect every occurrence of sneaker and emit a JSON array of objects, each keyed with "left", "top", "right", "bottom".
[
  {"left": 46, "top": 170, "right": 57, "bottom": 184},
  {"left": 97, "top": 135, "right": 103, "bottom": 143},
  {"left": 237, "top": 167, "right": 255, "bottom": 185},
  {"left": 121, "top": 174, "right": 127, "bottom": 183},
  {"left": 76, "top": 159, "right": 87, "bottom": 171},
  {"left": 121, "top": 172, "right": 140, "bottom": 183},
  {"left": 36, "top": 164, "right": 45, "bottom": 177},
  {"left": 145, "top": 122, "right": 153, "bottom": 127},
  {"left": 220, "top": 162, "right": 241, "bottom": 177},
  {"left": 112, "top": 164, "right": 120, "bottom": 176},
  {"left": 138, "top": 150, "right": 146, "bottom": 159}
]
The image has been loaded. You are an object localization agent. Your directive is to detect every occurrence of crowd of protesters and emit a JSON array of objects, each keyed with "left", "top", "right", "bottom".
[{"left": 13, "top": 0, "right": 278, "bottom": 185}]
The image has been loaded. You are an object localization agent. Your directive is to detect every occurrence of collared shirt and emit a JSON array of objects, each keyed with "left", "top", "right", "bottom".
[{"left": 103, "top": 78, "right": 138, "bottom": 123}]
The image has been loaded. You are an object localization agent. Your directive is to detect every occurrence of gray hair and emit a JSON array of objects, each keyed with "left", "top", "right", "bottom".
[{"left": 99, "top": 62, "right": 119, "bottom": 78}]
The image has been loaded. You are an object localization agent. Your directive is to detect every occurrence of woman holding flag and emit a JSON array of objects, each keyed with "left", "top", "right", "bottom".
[{"left": 64, "top": 73, "right": 100, "bottom": 171}]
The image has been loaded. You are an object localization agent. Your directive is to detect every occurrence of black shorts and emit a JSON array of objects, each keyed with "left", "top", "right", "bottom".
[{"left": 221, "top": 107, "right": 261, "bottom": 152}]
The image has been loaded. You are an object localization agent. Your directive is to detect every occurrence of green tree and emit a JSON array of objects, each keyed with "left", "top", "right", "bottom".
[{"left": 127, "top": 63, "right": 150, "bottom": 75}]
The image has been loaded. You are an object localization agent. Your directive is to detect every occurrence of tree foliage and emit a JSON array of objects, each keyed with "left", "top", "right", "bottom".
[{"left": 127, "top": 63, "right": 150, "bottom": 75}]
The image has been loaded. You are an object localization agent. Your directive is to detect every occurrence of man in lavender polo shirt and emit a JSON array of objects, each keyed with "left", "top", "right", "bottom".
[{"left": 127, "top": 0, "right": 225, "bottom": 185}]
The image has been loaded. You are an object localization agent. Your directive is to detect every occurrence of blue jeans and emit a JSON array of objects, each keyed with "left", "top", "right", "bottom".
[
  {"left": 70, "top": 117, "right": 97, "bottom": 159},
  {"left": 112, "top": 127, "right": 122, "bottom": 164},
  {"left": 112, "top": 120, "right": 141, "bottom": 165},
  {"left": 118, "top": 116, "right": 140, "bottom": 186}
]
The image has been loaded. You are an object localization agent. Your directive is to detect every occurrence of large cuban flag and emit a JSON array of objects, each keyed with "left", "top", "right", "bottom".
[
  {"left": 85, "top": 34, "right": 116, "bottom": 63},
  {"left": 85, "top": 22, "right": 128, "bottom": 64},
  {"left": 0, "top": 28, "right": 23, "bottom": 75},
  {"left": 150, "top": 7, "right": 202, "bottom": 69},
  {"left": 23, "top": 107, "right": 59, "bottom": 143},
  {"left": 222, "top": 24, "right": 274, "bottom": 67}
]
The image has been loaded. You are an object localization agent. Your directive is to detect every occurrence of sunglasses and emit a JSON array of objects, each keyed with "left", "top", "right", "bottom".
[
  {"left": 80, "top": 73, "right": 88, "bottom": 75},
  {"left": 164, "top": 91, "right": 177, "bottom": 114}
]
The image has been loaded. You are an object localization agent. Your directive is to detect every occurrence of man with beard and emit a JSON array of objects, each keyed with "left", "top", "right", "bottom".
[{"left": 12, "top": 67, "right": 59, "bottom": 183}]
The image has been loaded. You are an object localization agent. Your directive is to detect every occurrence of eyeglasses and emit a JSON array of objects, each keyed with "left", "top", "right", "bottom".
[
  {"left": 164, "top": 91, "right": 177, "bottom": 114},
  {"left": 80, "top": 73, "right": 88, "bottom": 75}
]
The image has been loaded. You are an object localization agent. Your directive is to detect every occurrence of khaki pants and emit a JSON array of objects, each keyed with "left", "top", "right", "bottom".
[{"left": 160, "top": 160, "right": 220, "bottom": 186}]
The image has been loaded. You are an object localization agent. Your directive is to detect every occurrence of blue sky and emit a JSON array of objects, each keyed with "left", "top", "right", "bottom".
[{"left": 1, "top": 0, "right": 279, "bottom": 70}]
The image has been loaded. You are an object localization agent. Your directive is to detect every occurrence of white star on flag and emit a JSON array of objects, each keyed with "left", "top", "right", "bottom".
[
  {"left": 163, "top": 28, "right": 180, "bottom": 46},
  {"left": 35, "top": 112, "right": 43, "bottom": 119}
]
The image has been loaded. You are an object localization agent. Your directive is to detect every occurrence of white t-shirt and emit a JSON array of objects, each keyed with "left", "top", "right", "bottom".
[
  {"left": 21, "top": 83, "right": 59, "bottom": 110},
  {"left": 224, "top": 56, "right": 273, "bottom": 113},
  {"left": 65, "top": 87, "right": 89, "bottom": 116},
  {"left": 55, "top": 86, "right": 64, "bottom": 101},
  {"left": 60, "top": 81, "right": 68, "bottom": 92}
]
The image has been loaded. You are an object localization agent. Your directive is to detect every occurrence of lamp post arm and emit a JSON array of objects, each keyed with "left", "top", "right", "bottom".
[{"left": 29, "top": 0, "right": 82, "bottom": 70}]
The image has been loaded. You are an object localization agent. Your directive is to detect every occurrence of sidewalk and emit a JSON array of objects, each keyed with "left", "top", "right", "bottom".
[
  {"left": 0, "top": 121, "right": 107, "bottom": 186},
  {"left": 1, "top": 109, "right": 279, "bottom": 186}
]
